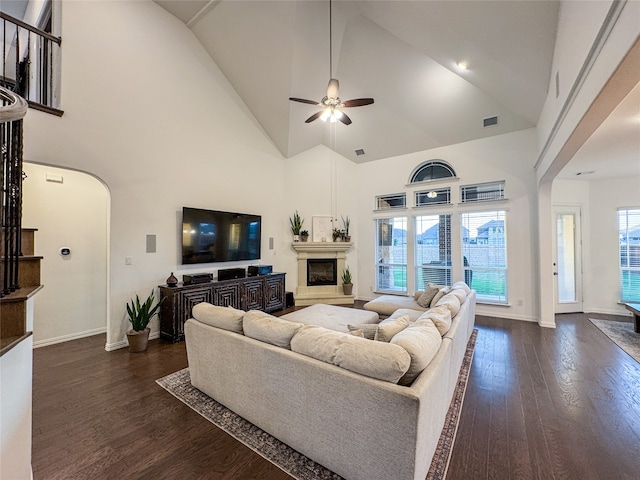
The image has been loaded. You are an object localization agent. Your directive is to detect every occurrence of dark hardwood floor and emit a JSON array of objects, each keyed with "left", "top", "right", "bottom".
[{"left": 32, "top": 311, "right": 640, "bottom": 480}]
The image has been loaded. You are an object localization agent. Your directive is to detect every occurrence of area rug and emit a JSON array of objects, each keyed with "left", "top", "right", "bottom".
[
  {"left": 156, "top": 329, "right": 477, "bottom": 480},
  {"left": 589, "top": 318, "right": 640, "bottom": 364}
]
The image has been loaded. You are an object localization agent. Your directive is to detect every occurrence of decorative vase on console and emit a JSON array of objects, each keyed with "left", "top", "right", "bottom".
[{"left": 166, "top": 272, "right": 178, "bottom": 287}]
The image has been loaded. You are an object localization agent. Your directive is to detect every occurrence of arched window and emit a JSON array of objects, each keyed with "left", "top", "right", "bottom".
[{"left": 409, "top": 160, "right": 456, "bottom": 183}]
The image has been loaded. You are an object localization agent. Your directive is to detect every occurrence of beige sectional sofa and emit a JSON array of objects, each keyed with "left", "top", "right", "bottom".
[{"left": 185, "top": 283, "right": 476, "bottom": 480}]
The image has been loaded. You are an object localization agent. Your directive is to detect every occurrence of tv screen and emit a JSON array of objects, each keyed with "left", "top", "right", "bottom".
[{"left": 182, "top": 207, "right": 261, "bottom": 264}]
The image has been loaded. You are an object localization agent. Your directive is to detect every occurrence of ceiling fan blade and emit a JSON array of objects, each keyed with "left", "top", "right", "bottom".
[
  {"left": 327, "top": 78, "right": 340, "bottom": 99},
  {"left": 342, "top": 98, "right": 375, "bottom": 108},
  {"left": 338, "top": 111, "right": 352, "bottom": 125},
  {"left": 305, "top": 111, "right": 323, "bottom": 123},
  {"left": 289, "top": 97, "right": 321, "bottom": 106}
]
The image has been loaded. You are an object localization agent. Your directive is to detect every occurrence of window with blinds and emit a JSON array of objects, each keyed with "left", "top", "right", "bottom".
[
  {"left": 619, "top": 208, "right": 640, "bottom": 302},
  {"left": 460, "top": 181, "right": 505, "bottom": 203}
]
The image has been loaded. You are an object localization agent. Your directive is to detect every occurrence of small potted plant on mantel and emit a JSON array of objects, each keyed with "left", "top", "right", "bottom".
[
  {"left": 341, "top": 266, "right": 353, "bottom": 295},
  {"left": 290, "top": 210, "right": 303, "bottom": 242},
  {"left": 342, "top": 215, "right": 351, "bottom": 242},
  {"left": 300, "top": 230, "right": 309, "bottom": 242},
  {"left": 126, "top": 290, "right": 162, "bottom": 353}
]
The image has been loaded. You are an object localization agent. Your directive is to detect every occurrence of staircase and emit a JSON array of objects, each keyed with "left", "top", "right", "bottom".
[
  {"left": 0, "top": 228, "right": 42, "bottom": 353},
  {"left": 0, "top": 86, "right": 41, "bottom": 356}
]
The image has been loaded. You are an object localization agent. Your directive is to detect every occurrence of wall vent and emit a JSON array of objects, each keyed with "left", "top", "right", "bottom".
[
  {"left": 483, "top": 116, "right": 498, "bottom": 128},
  {"left": 355, "top": 148, "right": 365, "bottom": 156}
]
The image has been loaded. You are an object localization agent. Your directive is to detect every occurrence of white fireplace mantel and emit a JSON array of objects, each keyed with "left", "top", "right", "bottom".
[
  {"left": 291, "top": 242, "right": 352, "bottom": 253},
  {"left": 291, "top": 242, "right": 353, "bottom": 306}
]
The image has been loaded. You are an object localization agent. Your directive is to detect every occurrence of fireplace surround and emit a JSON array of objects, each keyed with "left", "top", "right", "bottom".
[{"left": 291, "top": 242, "right": 353, "bottom": 306}]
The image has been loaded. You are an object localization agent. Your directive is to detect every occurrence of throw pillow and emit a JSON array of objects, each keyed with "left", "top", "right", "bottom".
[
  {"left": 416, "top": 284, "right": 440, "bottom": 308},
  {"left": 191, "top": 303, "right": 245, "bottom": 334},
  {"left": 374, "top": 315, "right": 410, "bottom": 342},
  {"left": 420, "top": 305, "right": 452, "bottom": 335},
  {"left": 242, "top": 310, "right": 304, "bottom": 349},
  {"left": 430, "top": 286, "right": 451, "bottom": 308},
  {"left": 347, "top": 323, "right": 378, "bottom": 340},
  {"left": 413, "top": 290, "right": 424, "bottom": 301},
  {"left": 348, "top": 328, "right": 365, "bottom": 338},
  {"left": 391, "top": 318, "right": 442, "bottom": 386}
]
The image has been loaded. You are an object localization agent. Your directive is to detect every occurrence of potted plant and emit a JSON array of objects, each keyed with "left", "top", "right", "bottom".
[
  {"left": 290, "top": 210, "right": 303, "bottom": 241},
  {"left": 300, "top": 229, "right": 309, "bottom": 242},
  {"left": 341, "top": 266, "right": 353, "bottom": 295},
  {"left": 126, "top": 290, "right": 162, "bottom": 352},
  {"left": 332, "top": 228, "right": 343, "bottom": 242},
  {"left": 342, "top": 215, "right": 351, "bottom": 242}
]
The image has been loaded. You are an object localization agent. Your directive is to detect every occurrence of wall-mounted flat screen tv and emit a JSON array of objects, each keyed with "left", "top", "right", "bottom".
[{"left": 182, "top": 207, "right": 261, "bottom": 264}]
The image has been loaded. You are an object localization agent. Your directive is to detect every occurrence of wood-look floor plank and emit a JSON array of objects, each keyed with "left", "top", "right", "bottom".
[{"left": 32, "top": 312, "right": 640, "bottom": 480}]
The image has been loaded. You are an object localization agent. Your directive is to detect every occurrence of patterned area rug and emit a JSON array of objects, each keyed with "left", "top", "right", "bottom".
[
  {"left": 589, "top": 318, "right": 640, "bottom": 364},
  {"left": 156, "top": 329, "right": 478, "bottom": 480}
]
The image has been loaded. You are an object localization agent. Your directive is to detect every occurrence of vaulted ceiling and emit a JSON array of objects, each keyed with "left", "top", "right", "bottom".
[{"left": 155, "top": 0, "right": 560, "bottom": 163}]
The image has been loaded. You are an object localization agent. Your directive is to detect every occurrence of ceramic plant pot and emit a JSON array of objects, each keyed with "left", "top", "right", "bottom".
[
  {"left": 127, "top": 327, "right": 150, "bottom": 352},
  {"left": 343, "top": 283, "right": 353, "bottom": 296}
]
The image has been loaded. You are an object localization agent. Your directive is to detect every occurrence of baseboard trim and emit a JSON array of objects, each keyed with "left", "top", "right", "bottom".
[
  {"left": 33, "top": 327, "right": 107, "bottom": 349},
  {"left": 104, "top": 330, "right": 160, "bottom": 352}
]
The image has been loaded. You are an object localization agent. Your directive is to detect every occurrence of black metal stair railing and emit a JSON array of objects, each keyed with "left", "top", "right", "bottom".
[
  {"left": 0, "top": 86, "right": 27, "bottom": 297},
  {"left": 1, "top": 11, "right": 61, "bottom": 114}
]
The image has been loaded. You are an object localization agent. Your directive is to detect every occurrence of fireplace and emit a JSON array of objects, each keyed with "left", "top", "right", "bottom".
[
  {"left": 291, "top": 241, "right": 353, "bottom": 306},
  {"left": 307, "top": 259, "right": 337, "bottom": 286}
]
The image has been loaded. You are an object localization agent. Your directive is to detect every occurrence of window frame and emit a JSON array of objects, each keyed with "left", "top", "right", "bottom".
[
  {"left": 460, "top": 209, "right": 508, "bottom": 304},
  {"left": 618, "top": 207, "right": 640, "bottom": 303},
  {"left": 374, "top": 216, "right": 408, "bottom": 294}
]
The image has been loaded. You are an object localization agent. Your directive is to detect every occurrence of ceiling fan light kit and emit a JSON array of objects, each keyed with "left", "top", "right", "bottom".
[{"left": 289, "top": 0, "right": 373, "bottom": 126}]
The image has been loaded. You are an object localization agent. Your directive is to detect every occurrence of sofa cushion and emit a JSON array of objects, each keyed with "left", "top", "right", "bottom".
[
  {"left": 391, "top": 318, "right": 442, "bottom": 386},
  {"left": 430, "top": 286, "right": 451, "bottom": 307},
  {"left": 416, "top": 284, "right": 441, "bottom": 308},
  {"left": 192, "top": 303, "right": 245, "bottom": 334},
  {"left": 435, "top": 292, "right": 461, "bottom": 317},
  {"left": 419, "top": 305, "right": 452, "bottom": 335},
  {"left": 374, "top": 315, "right": 410, "bottom": 342},
  {"left": 452, "top": 281, "right": 471, "bottom": 294},
  {"left": 449, "top": 288, "right": 467, "bottom": 304},
  {"left": 242, "top": 310, "right": 304, "bottom": 349},
  {"left": 413, "top": 290, "right": 424, "bottom": 301},
  {"left": 291, "top": 326, "right": 411, "bottom": 383}
]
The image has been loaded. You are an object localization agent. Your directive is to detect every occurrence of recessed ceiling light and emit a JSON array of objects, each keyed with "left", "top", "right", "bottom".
[{"left": 456, "top": 61, "right": 468, "bottom": 71}]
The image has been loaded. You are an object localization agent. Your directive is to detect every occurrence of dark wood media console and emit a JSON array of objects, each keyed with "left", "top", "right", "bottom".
[{"left": 159, "top": 273, "right": 286, "bottom": 343}]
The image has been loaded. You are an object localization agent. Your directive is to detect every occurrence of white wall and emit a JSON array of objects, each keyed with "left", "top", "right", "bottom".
[
  {"left": 356, "top": 128, "right": 540, "bottom": 322},
  {"left": 283, "top": 144, "right": 359, "bottom": 289},
  {"left": 554, "top": 176, "right": 640, "bottom": 316},
  {"left": 22, "top": 163, "right": 109, "bottom": 346},
  {"left": 22, "top": 0, "right": 290, "bottom": 349},
  {"left": 0, "top": 336, "right": 33, "bottom": 480},
  {"left": 534, "top": 0, "right": 640, "bottom": 326}
]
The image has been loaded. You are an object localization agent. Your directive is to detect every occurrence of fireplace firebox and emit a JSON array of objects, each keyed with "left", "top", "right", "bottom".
[{"left": 307, "top": 259, "right": 337, "bottom": 286}]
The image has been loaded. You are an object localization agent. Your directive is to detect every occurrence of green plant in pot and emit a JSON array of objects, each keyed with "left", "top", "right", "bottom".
[
  {"left": 341, "top": 266, "right": 353, "bottom": 296},
  {"left": 126, "top": 290, "right": 162, "bottom": 352},
  {"left": 300, "top": 229, "right": 309, "bottom": 242},
  {"left": 290, "top": 210, "right": 303, "bottom": 241},
  {"left": 342, "top": 215, "right": 351, "bottom": 242}
]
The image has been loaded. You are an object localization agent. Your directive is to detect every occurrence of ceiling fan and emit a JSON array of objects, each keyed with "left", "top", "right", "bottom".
[{"left": 289, "top": 0, "right": 374, "bottom": 125}]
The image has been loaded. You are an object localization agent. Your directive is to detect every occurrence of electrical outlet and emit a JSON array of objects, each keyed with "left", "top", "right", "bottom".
[
  {"left": 125, "top": 256, "right": 133, "bottom": 265},
  {"left": 517, "top": 299, "right": 523, "bottom": 306}
]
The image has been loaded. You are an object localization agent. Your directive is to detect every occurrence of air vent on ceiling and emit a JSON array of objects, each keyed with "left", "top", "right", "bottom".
[
  {"left": 483, "top": 116, "right": 498, "bottom": 128},
  {"left": 355, "top": 148, "right": 365, "bottom": 156}
]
